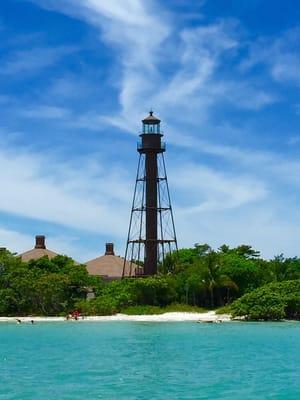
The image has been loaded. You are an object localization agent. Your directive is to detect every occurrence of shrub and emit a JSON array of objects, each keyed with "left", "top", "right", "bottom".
[
  {"left": 133, "top": 275, "right": 177, "bottom": 306},
  {"left": 122, "top": 303, "right": 206, "bottom": 315},
  {"left": 76, "top": 296, "right": 117, "bottom": 316},
  {"left": 231, "top": 280, "right": 300, "bottom": 320},
  {"left": 215, "top": 305, "right": 232, "bottom": 315},
  {"left": 122, "top": 305, "right": 165, "bottom": 315}
]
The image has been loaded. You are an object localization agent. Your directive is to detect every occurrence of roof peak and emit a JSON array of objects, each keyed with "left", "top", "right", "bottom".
[{"left": 142, "top": 111, "right": 161, "bottom": 124}]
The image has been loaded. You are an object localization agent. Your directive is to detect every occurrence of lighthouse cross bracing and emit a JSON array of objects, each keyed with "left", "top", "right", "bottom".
[{"left": 123, "top": 112, "right": 178, "bottom": 276}]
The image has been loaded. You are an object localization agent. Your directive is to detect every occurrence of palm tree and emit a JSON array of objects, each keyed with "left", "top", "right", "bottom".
[{"left": 200, "top": 252, "right": 238, "bottom": 308}]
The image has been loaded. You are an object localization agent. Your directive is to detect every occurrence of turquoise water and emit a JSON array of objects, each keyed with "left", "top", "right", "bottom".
[{"left": 0, "top": 322, "right": 299, "bottom": 399}]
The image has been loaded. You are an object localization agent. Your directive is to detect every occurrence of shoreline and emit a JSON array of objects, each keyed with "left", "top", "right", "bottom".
[{"left": 0, "top": 311, "right": 231, "bottom": 323}]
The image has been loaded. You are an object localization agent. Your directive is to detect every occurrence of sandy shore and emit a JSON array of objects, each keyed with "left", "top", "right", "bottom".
[{"left": 0, "top": 311, "right": 231, "bottom": 323}]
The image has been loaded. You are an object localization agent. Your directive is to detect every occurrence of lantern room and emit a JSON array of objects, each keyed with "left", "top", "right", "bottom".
[{"left": 142, "top": 111, "right": 161, "bottom": 134}]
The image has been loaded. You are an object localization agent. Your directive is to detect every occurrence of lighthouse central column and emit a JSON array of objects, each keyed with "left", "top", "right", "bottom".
[
  {"left": 144, "top": 152, "right": 158, "bottom": 275},
  {"left": 123, "top": 111, "right": 178, "bottom": 278}
]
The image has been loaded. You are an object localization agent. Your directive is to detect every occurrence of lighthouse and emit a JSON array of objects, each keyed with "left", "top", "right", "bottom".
[{"left": 123, "top": 111, "right": 177, "bottom": 276}]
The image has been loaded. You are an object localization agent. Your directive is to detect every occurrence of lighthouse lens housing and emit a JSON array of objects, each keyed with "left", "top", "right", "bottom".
[{"left": 143, "top": 123, "right": 160, "bottom": 134}]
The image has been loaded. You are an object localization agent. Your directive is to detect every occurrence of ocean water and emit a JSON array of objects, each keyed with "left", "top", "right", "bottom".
[{"left": 0, "top": 322, "right": 299, "bottom": 400}]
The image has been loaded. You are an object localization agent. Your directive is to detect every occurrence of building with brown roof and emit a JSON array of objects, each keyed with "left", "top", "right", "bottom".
[
  {"left": 85, "top": 243, "right": 141, "bottom": 279},
  {"left": 19, "top": 235, "right": 59, "bottom": 262}
]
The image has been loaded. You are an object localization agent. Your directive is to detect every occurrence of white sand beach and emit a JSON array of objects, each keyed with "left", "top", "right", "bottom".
[{"left": 0, "top": 311, "right": 231, "bottom": 323}]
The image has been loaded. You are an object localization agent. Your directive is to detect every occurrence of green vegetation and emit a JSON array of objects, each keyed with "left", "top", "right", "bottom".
[
  {"left": 231, "top": 280, "right": 300, "bottom": 320},
  {"left": 122, "top": 305, "right": 166, "bottom": 315},
  {"left": 0, "top": 249, "right": 103, "bottom": 316},
  {"left": 1, "top": 243, "right": 300, "bottom": 320},
  {"left": 215, "top": 305, "right": 232, "bottom": 315},
  {"left": 122, "top": 304, "right": 206, "bottom": 315},
  {"left": 76, "top": 275, "right": 177, "bottom": 315}
]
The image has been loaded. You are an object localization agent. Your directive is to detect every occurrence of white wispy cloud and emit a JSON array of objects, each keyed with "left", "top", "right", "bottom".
[
  {"left": 220, "top": 81, "right": 277, "bottom": 110},
  {"left": 2, "top": 125, "right": 300, "bottom": 259},
  {"left": 28, "top": 0, "right": 275, "bottom": 133},
  {"left": 152, "top": 20, "right": 239, "bottom": 112},
  {"left": 0, "top": 144, "right": 131, "bottom": 236},
  {"left": 0, "top": 46, "right": 77, "bottom": 75},
  {"left": 0, "top": 228, "right": 33, "bottom": 254},
  {"left": 29, "top": 0, "right": 169, "bottom": 63},
  {"left": 176, "top": 204, "right": 300, "bottom": 258},
  {"left": 0, "top": 226, "right": 101, "bottom": 262},
  {"left": 2, "top": 142, "right": 290, "bottom": 259},
  {"left": 21, "top": 105, "right": 70, "bottom": 119},
  {"left": 47, "top": 74, "right": 96, "bottom": 100},
  {"left": 171, "top": 164, "right": 268, "bottom": 214},
  {"left": 5, "top": 0, "right": 300, "bottom": 259},
  {"left": 241, "top": 27, "right": 300, "bottom": 85}
]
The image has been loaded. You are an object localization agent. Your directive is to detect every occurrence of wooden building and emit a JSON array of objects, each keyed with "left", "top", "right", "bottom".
[{"left": 85, "top": 243, "right": 140, "bottom": 279}]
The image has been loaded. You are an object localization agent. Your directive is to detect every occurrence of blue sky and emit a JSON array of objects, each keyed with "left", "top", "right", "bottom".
[{"left": 1, "top": 0, "right": 300, "bottom": 261}]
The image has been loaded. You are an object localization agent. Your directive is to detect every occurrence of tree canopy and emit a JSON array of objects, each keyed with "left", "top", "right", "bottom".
[
  {"left": 1, "top": 243, "right": 300, "bottom": 320},
  {"left": 0, "top": 250, "right": 102, "bottom": 316}
]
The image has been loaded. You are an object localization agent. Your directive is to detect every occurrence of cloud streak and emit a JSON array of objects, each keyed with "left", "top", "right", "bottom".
[
  {"left": 171, "top": 164, "right": 268, "bottom": 214},
  {"left": 28, "top": 0, "right": 276, "bottom": 131},
  {"left": 0, "top": 144, "right": 131, "bottom": 236},
  {"left": 1, "top": 0, "right": 300, "bottom": 259},
  {"left": 0, "top": 46, "right": 77, "bottom": 75},
  {"left": 241, "top": 27, "right": 300, "bottom": 85}
]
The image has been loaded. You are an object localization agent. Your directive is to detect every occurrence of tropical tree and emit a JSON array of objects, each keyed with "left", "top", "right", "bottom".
[
  {"left": 268, "top": 255, "right": 300, "bottom": 282},
  {"left": 199, "top": 251, "right": 238, "bottom": 307}
]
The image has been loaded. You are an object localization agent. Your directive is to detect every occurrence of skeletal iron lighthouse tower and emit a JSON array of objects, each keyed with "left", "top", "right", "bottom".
[{"left": 123, "top": 111, "right": 177, "bottom": 276}]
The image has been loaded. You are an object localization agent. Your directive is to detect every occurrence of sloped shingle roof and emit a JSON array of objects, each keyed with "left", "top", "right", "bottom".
[
  {"left": 19, "top": 247, "right": 59, "bottom": 262},
  {"left": 18, "top": 235, "right": 59, "bottom": 262},
  {"left": 86, "top": 254, "right": 139, "bottom": 278}
]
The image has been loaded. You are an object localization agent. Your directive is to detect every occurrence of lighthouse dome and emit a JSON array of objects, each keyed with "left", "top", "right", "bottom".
[{"left": 142, "top": 111, "right": 161, "bottom": 124}]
